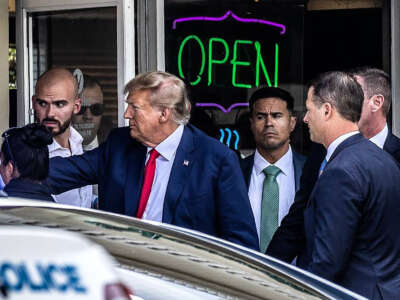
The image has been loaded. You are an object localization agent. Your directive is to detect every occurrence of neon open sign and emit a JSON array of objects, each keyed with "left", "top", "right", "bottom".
[
  {"left": 173, "top": 11, "right": 285, "bottom": 89},
  {"left": 178, "top": 36, "right": 279, "bottom": 88}
]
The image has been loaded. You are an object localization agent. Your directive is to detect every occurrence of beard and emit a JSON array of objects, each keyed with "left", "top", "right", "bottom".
[
  {"left": 34, "top": 110, "right": 72, "bottom": 137},
  {"left": 41, "top": 117, "right": 71, "bottom": 137}
]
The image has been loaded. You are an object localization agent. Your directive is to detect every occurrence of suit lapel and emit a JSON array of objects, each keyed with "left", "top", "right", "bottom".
[
  {"left": 242, "top": 154, "right": 254, "bottom": 189},
  {"left": 384, "top": 132, "right": 398, "bottom": 154},
  {"left": 292, "top": 152, "right": 302, "bottom": 192},
  {"left": 124, "top": 142, "right": 147, "bottom": 217},
  {"left": 329, "top": 133, "right": 364, "bottom": 162},
  {"left": 307, "top": 134, "right": 364, "bottom": 208},
  {"left": 162, "top": 126, "right": 195, "bottom": 223}
]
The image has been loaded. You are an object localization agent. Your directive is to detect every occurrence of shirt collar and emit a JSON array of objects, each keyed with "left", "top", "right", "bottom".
[
  {"left": 253, "top": 146, "right": 293, "bottom": 176},
  {"left": 48, "top": 126, "right": 83, "bottom": 152},
  {"left": 326, "top": 131, "right": 359, "bottom": 162},
  {"left": 83, "top": 135, "right": 99, "bottom": 151},
  {"left": 148, "top": 125, "right": 184, "bottom": 161},
  {"left": 369, "top": 124, "right": 388, "bottom": 149}
]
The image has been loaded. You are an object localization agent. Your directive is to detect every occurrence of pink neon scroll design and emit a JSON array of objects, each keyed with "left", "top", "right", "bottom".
[
  {"left": 196, "top": 102, "right": 249, "bottom": 113},
  {"left": 172, "top": 10, "right": 286, "bottom": 35}
]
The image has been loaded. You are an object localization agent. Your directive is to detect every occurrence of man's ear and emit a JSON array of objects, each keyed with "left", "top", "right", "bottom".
[
  {"left": 370, "top": 94, "right": 384, "bottom": 113},
  {"left": 3, "top": 161, "right": 16, "bottom": 185},
  {"left": 73, "top": 97, "right": 82, "bottom": 115},
  {"left": 159, "top": 107, "right": 171, "bottom": 123},
  {"left": 289, "top": 115, "right": 297, "bottom": 133},
  {"left": 322, "top": 102, "right": 333, "bottom": 120}
]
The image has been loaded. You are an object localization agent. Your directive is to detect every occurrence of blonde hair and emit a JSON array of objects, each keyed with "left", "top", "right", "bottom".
[{"left": 124, "top": 71, "right": 191, "bottom": 125}]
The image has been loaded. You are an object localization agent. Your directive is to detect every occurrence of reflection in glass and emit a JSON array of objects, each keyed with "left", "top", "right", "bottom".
[
  {"left": 73, "top": 74, "right": 112, "bottom": 150},
  {"left": 30, "top": 7, "right": 118, "bottom": 148},
  {"left": 164, "top": 1, "right": 305, "bottom": 154}
]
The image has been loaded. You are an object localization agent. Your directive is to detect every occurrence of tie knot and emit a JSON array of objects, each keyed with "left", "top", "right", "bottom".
[
  {"left": 263, "top": 165, "right": 280, "bottom": 178},
  {"left": 149, "top": 149, "right": 160, "bottom": 161}
]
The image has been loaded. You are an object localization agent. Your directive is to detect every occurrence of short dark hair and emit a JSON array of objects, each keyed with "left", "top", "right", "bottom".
[
  {"left": 352, "top": 67, "right": 391, "bottom": 116},
  {"left": 310, "top": 71, "right": 363, "bottom": 123},
  {"left": 1, "top": 124, "right": 53, "bottom": 181},
  {"left": 249, "top": 87, "right": 294, "bottom": 115}
]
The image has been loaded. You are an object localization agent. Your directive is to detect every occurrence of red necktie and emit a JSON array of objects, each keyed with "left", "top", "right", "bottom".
[{"left": 136, "top": 149, "right": 160, "bottom": 218}]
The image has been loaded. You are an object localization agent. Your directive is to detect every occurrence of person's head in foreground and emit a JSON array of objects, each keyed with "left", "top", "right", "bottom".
[{"left": 0, "top": 124, "right": 53, "bottom": 186}]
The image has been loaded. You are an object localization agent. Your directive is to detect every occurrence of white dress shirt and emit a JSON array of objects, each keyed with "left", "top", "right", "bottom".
[
  {"left": 325, "top": 131, "right": 360, "bottom": 162},
  {"left": 49, "top": 126, "right": 93, "bottom": 208},
  {"left": 83, "top": 135, "right": 99, "bottom": 151},
  {"left": 369, "top": 124, "right": 388, "bottom": 149},
  {"left": 142, "top": 125, "right": 184, "bottom": 222},
  {"left": 248, "top": 146, "right": 296, "bottom": 239},
  {"left": 325, "top": 126, "right": 388, "bottom": 163}
]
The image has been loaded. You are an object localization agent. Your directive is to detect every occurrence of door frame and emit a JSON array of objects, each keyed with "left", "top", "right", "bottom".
[{"left": 16, "top": 0, "right": 135, "bottom": 127}]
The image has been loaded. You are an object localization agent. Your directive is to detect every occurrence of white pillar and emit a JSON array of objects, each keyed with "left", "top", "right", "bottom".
[
  {"left": 392, "top": 0, "right": 400, "bottom": 136},
  {"left": 0, "top": 0, "right": 9, "bottom": 133}
]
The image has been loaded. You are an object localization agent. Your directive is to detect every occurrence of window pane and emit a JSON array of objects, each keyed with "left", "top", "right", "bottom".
[
  {"left": 165, "top": 1, "right": 305, "bottom": 155},
  {"left": 30, "top": 7, "right": 117, "bottom": 149}
]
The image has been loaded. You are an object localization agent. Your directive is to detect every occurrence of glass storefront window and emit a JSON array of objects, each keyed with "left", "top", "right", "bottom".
[
  {"left": 30, "top": 7, "right": 117, "bottom": 149},
  {"left": 165, "top": 1, "right": 305, "bottom": 155}
]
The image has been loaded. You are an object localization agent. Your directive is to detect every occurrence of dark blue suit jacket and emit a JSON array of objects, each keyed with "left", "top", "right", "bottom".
[
  {"left": 267, "top": 131, "right": 400, "bottom": 266},
  {"left": 4, "top": 178, "right": 54, "bottom": 202},
  {"left": 303, "top": 134, "right": 400, "bottom": 299},
  {"left": 240, "top": 151, "right": 305, "bottom": 253},
  {"left": 240, "top": 150, "right": 306, "bottom": 193},
  {"left": 48, "top": 125, "right": 259, "bottom": 250}
]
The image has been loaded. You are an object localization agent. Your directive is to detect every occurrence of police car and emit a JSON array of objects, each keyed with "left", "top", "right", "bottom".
[
  {"left": 0, "top": 226, "right": 132, "bottom": 300},
  {"left": 0, "top": 198, "right": 367, "bottom": 300}
]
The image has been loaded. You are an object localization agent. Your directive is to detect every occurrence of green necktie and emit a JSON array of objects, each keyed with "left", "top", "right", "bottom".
[{"left": 260, "top": 165, "right": 281, "bottom": 253}]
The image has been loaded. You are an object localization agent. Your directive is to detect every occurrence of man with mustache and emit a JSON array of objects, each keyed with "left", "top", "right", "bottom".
[
  {"left": 32, "top": 68, "right": 93, "bottom": 207},
  {"left": 240, "top": 87, "right": 306, "bottom": 253}
]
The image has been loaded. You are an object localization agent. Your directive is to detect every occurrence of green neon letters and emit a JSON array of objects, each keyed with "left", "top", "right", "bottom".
[
  {"left": 178, "top": 35, "right": 206, "bottom": 85},
  {"left": 177, "top": 34, "right": 279, "bottom": 88},
  {"left": 231, "top": 40, "right": 252, "bottom": 88},
  {"left": 208, "top": 38, "right": 229, "bottom": 86}
]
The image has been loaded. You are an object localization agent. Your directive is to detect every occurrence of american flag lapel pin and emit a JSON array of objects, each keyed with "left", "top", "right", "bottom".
[{"left": 183, "top": 160, "right": 189, "bottom": 166}]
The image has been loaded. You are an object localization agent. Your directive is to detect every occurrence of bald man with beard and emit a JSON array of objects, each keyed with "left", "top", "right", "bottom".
[{"left": 32, "top": 68, "right": 93, "bottom": 208}]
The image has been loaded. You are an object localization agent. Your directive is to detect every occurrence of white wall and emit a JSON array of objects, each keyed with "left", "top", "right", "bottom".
[
  {"left": 392, "top": 0, "right": 400, "bottom": 136},
  {"left": 0, "top": 0, "right": 9, "bottom": 133}
]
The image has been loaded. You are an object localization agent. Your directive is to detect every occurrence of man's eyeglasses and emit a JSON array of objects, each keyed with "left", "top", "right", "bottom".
[
  {"left": 77, "top": 103, "right": 104, "bottom": 116},
  {"left": 1, "top": 128, "right": 17, "bottom": 164}
]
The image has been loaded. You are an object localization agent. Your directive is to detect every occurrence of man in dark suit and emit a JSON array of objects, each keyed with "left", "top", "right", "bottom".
[
  {"left": 301, "top": 71, "right": 400, "bottom": 298},
  {"left": 48, "top": 71, "right": 259, "bottom": 251},
  {"left": 267, "top": 67, "right": 400, "bottom": 266},
  {"left": 355, "top": 67, "right": 400, "bottom": 159},
  {"left": 240, "top": 87, "right": 305, "bottom": 253}
]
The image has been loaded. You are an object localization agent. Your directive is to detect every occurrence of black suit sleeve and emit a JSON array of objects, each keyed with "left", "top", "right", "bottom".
[{"left": 266, "top": 143, "right": 325, "bottom": 264}]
